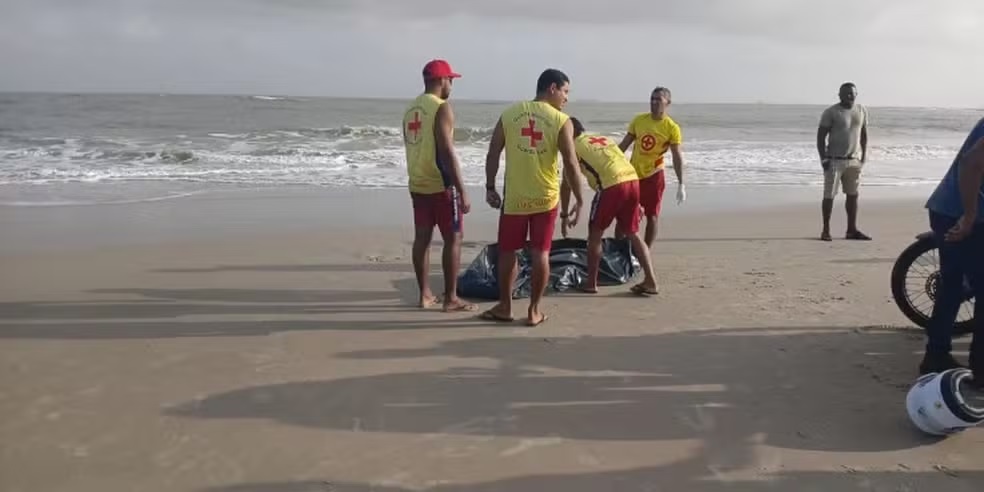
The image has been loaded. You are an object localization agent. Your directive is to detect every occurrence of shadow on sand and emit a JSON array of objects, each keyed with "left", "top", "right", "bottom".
[
  {"left": 165, "top": 326, "right": 946, "bottom": 452},
  {"left": 199, "top": 465, "right": 983, "bottom": 492},
  {"left": 152, "top": 263, "right": 417, "bottom": 274},
  {"left": 0, "top": 274, "right": 487, "bottom": 339},
  {"left": 169, "top": 326, "right": 982, "bottom": 492}
]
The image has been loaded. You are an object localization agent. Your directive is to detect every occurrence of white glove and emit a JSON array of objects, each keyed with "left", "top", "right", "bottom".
[{"left": 676, "top": 183, "right": 687, "bottom": 205}]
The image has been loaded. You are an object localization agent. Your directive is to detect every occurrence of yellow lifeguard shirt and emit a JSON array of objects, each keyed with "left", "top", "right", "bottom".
[
  {"left": 626, "top": 113, "right": 682, "bottom": 179},
  {"left": 500, "top": 101, "right": 569, "bottom": 214},
  {"left": 403, "top": 93, "right": 449, "bottom": 194},
  {"left": 574, "top": 133, "right": 639, "bottom": 191}
]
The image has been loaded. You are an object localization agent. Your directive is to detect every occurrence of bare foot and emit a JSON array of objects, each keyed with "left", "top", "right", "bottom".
[
  {"left": 443, "top": 297, "right": 479, "bottom": 313},
  {"left": 419, "top": 294, "right": 439, "bottom": 309},
  {"left": 630, "top": 283, "right": 659, "bottom": 297},
  {"left": 576, "top": 284, "right": 598, "bottom": 294},
  {"left": 526, "top": 309, "right": 549, "bottom": 327}
]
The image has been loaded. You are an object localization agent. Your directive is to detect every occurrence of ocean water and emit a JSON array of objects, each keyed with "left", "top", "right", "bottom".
[{"left": 0, "top": 92, "right": 980, "bottom": 207}]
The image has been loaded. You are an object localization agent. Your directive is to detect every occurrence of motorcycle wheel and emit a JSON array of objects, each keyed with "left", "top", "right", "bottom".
[{"left": 890, "top": 235, "right": 975, "bottom": 336}]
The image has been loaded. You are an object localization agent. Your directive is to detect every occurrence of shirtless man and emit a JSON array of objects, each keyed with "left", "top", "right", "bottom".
[
  {"left": 401, "top": 59, "right": 475, "bottom": 312},
  {"left": 563, "top": 117, "right": 660, "bottom": 296},
  {"left": 619, "top": 87, "right": 687, "bottom": 247},
  {"left": 482, "top": 68, "right": 585, "bottom": 326}
]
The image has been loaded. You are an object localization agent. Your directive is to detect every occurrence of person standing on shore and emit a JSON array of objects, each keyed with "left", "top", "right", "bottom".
[
  {"left": 482, "top": 68, "right": 585, "bottom": 326},
  {"left": 402, "top": 59, "right": 476, "bottom": 312},
  {"left": 816, "top": 82, "right": 871, "bottom": 241},
  {"left": 918, "top": 117, "right": 984, "bottom": 379},
  {"left": 618, "top": 87, "right": 687, "bottom": 248},
  {"left": 564, "top": 117, "right": 660, "bottom": 296}
]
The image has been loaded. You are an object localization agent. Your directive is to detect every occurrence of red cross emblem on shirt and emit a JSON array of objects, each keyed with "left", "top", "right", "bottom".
[
  {"left": 407, "top": 112, "right": 422, "bottom": 140},
  {"left": 588, "top": 136, "right": 608, "bottom": 146},
  {"left": 521, "top": 119, "right": 543, "bottom": 148},
  {"left": 640, "top": 134, "right": 657, "bottom": 151}
]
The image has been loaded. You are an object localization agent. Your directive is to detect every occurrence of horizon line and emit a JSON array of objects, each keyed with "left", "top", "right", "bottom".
[{"left": 0, "top": 89, "right": 980, "bottom": 111}]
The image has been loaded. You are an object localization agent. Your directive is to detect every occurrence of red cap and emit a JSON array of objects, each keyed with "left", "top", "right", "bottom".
[{"left": 422, "top": 59, "right": 461, "bottom": 80}]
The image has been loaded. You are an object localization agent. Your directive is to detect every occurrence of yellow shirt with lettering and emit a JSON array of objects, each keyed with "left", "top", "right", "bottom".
[
  {"left": 626, "top": 113, "right": 682, "bottom": 179},
  {"left": 574, "top": 133, "right": 639, "bottom": 192},
  {"left": 402, "top": 93, "right": 450, "bottom": 194},
  {"left": 500, "top": 101, "right": 570, "bottom": 215}
]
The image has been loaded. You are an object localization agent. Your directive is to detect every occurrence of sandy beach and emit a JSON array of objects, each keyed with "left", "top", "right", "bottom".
[{"left": 1, "top": 186, "right": 982, "bottom": 491}]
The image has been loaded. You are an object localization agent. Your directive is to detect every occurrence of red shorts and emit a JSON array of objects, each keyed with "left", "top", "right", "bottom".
[
  {"left": 411, "top": 188, "right": 461, "bottom": 237},
  {"left": 638, "top": 170, "right": 666, "bottom": 217},
  {"left": 498, "top": 207, "right": 558, "bottom": 252},
  {"left": 590, "top": 180, "right": 641, "bottom": 235}
]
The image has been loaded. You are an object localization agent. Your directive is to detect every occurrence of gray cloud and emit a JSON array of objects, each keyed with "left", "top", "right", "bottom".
[
  {"left": 6, "top": 0, "right": 982, "bottom": 44},
  {"left": 0, "top": 0, "right": 981, "bottom": 107},
  {"left": 249, "top": 0, "right": 981, "bottom": 46}
]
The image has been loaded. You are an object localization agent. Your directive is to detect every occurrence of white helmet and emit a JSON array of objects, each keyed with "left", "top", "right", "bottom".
[{"left": 906, "top": 368, "right": 984, "bottom": 436}]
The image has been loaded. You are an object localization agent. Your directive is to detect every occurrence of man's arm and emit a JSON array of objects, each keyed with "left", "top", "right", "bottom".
[
  {"left": 560, "top": 180, "right": 571, "bottom": 215},
  {"left": 860, "top": 111, "right": 869, "bottom": 163},
  {"left": 618, "top": 133, "right": 635, "bottom": 153},
  {"left": 668, "top": 124, "right": 684, "bottom": 184},
  {"left": 817, "top": 126, "right": 830, "bottom": 160},
  {"left": 485, "top": 118, "right": 504, "bottom": 188},
  {"left": 557, "top": 119, "right": 584, "bottom": 212},
  {"left": 484, "top": 118, "right": 505, "bottom": 208},
  {"left": 620, "top": 117, "right": 636, "bottom": 152},
  {"left": 560, "top": 156, "right": 588, "bottom": 218},
  {"left": 435, "top": 103, "right": 468, "bottom": 208},
  {"left": 817, "top": 108, "right": 831, "bottom": 161},
  {"left": 669, "top": 144, "right": 684, "bottom": 184},
  {"left": 958, "top": 137, "right": 984, "bottom": 222}
]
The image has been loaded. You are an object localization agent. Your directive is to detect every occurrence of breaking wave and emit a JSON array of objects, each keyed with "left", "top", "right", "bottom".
[{"left": 0, "top": 126, "right": 957, "bottom": 189}]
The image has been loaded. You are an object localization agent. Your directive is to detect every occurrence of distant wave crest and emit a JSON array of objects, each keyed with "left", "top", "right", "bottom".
[
  {"left": 0, "top": 129, "right": 959, "bottom": 188},
  {"left": 204, "top": 125, "right": 496, "bottom": 142}
]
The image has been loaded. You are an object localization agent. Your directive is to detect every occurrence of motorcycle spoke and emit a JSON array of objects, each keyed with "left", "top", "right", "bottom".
[
  {"left": 905, "top": 279, "right": 931, "bottom": 294},
  {"left": 911, "top": 257, "right": 937, "bottom": 278},
  {"left": 912, "top": 299, "right": 933, "bottom": 313},
  {"left": 908, "top": 266, "right": 930, "bottom": 279},
  {"left": 893, "top": 239, "right": 974, "bottom": 330},
  {"left": 908, "top": 290, "right": 931, "bottom": 309}
]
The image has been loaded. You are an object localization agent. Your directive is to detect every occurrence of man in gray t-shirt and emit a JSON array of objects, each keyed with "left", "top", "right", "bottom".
[{"left": 816, "top": 82, "right": 870, "bottom": 241}]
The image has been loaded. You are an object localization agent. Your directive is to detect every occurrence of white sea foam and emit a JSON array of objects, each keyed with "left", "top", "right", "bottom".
[
  {"left": 4, "top": 89, "right": 978, "bottom": 201},
  {"left": 0, "top": 191, "right": 202, "bottom": 207},
  {"left": 0, "top": 128, "right": 958, "bottom": 190}
]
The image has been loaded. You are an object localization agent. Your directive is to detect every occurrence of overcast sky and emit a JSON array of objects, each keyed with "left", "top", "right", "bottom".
[{"left": 1, "top": 0, "right": 981, "bottom": 107}]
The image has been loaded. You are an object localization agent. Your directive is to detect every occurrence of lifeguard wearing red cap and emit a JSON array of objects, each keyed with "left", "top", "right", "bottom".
[{"left": 422, "top": 59, "right": 461, "bottom": 80}]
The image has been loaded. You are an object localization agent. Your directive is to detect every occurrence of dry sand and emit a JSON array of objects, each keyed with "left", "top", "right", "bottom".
[{"left": 1, "top": 188, "right": 982, "bottom": 491}]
